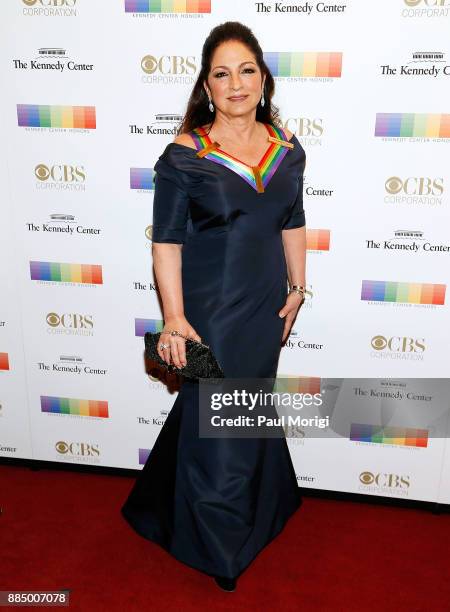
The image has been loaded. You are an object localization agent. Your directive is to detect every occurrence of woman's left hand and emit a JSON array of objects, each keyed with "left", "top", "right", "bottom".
[{"left": 278, "top": 292, "right": 304, "bottom": 343}]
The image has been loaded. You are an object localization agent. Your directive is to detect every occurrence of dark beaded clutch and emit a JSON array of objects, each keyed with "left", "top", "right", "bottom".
[{"left": 144, "top": 330, "right": 225, "bottom": 380}]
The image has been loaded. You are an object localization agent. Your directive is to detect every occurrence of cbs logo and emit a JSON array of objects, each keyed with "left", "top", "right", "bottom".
[
  {"left": 46, "top": 313, "right": 93, "bottom": 329},
  {"left": 359, "top": 471, "right": 410, "bottom": 489},
  {"left": 141, "top": 55, "right": 196, "bottom": 75},
  {"left": 285, "top": 118, "right": 323, "bottom": 138},
  {"left": 385, "top": 176, "right": 443, "bottom": 196},
  {"left": 371, "top": 335, "right": 425, "bottom": 353},
  {"left": 55, "top": 441, "right": 100, "bottom": 457},
  {"left": 23, "top": 0, "right": 76, "bottom": 6},
  {"left": 35, "top": 164, "right": 86, "bottom": 183},
  {"left": 404, "top": 0, "right": 450, "bottom": 6}
]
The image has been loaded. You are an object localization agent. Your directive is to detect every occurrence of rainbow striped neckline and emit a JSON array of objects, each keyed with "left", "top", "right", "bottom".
[{"left": 190, "top": 123, "right": 293, "bottom": 194}]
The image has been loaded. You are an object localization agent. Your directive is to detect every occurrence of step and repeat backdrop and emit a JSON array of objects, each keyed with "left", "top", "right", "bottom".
[{"left": 1, "top": 1, "right": 450, "bottom": 503}]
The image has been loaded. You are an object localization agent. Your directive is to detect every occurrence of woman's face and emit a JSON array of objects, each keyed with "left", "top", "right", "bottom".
[{"left": 204, "top": 40, "right": 265, "bottom": 118}]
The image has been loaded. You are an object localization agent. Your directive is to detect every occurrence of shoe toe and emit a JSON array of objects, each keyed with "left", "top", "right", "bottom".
[{"left": 213, "top": 576, "right": 237, "bottom": 592}]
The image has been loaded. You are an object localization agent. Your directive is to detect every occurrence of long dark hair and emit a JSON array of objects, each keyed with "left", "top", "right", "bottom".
[{"left": 177, "top": 21, "right": 281, "bottom": 135}]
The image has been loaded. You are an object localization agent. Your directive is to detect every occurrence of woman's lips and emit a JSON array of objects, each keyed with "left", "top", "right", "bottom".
[{"left": 228, "top": 95, "right": 248, "bottom": 102}]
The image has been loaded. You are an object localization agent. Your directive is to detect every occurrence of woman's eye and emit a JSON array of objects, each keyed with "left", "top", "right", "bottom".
[{"left": 214, "top": 68, "right": 256, "bottom": 78}]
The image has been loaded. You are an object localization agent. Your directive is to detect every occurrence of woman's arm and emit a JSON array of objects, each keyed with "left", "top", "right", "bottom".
[
  {"left": 281, "top": 226, "right": 306, "bottom": 290},
  {"left": 278, "top": 126, "right": 307, "bottom": 341},
  {"left": 152, "top": 243, "right": 184, "bottom": 319},
  {"left": 278, "top": 227, "right": 307, "bottom": 343},
  {"left": 281, "top": 125, "right": 306, "bottom": 289},
  {"left": 152, "top": 242, "right": 202, "bottom": 368},
  {"left": 151, "top": 150, "right": 202, "bottom": 367}
]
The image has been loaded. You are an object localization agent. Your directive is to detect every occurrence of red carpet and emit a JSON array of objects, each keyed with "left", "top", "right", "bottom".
[{"left": 1, "top": 464, "right": 449, "bottom": 611}]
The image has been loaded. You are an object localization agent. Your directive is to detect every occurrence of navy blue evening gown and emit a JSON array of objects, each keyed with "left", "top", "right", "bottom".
[{"left": 121, "top": 123, "right": 306, "bottom": 579}]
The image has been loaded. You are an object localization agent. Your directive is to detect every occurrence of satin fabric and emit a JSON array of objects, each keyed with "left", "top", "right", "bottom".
[{"left": 121, "top": 130, "right": 306, "bottom": 579}]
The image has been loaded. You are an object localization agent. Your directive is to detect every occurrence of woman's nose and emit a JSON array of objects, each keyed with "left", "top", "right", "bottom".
[{"left": 230, "top": 72, "right": 243, "bottom": 90}]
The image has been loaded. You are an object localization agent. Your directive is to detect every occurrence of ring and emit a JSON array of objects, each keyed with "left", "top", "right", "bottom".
[{"left": 159, "top": 343, "right": 170, "bottom": 350}]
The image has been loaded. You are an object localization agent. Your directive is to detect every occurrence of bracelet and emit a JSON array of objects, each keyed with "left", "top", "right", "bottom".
[{"left": 288, "top": 284, "right": 305, "bottom": 297}]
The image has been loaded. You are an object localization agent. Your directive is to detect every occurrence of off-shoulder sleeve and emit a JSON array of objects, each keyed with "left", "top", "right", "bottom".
[
  {"left": 282, "top": 148, "right": 306, "bottom": 230},
  {"left": 152, "top": 157, "right": 190, "bottom": 244}
]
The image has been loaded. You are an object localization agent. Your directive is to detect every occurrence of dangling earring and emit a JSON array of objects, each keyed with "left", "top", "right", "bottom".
[
  {"left": 208, "top": 96, "right": 214, "bottom": 113},
  {"left": 260, "top": 89, "right": 265, "bottom": 107}
]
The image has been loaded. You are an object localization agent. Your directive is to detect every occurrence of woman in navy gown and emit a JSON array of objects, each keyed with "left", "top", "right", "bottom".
[{"left": 121, "top": 21, "right": 307, "bottom": 592}]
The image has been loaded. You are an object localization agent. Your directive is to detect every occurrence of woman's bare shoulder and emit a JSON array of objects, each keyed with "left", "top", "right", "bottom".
[{"left": 173, "top": 132, "right": 197, "bottom": 150}]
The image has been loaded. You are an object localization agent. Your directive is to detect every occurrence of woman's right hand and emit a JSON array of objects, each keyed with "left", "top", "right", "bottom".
[{"left": 158, "top": 315, "right": 202, "bottom": 369}]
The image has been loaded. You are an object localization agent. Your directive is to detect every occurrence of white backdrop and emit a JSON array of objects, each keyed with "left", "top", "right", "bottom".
[{"left": 1, "top": 0, "right": 449, "bottom": 503}]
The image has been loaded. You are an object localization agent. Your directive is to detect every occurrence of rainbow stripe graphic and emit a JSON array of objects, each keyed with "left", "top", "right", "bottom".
[
  {"left": 139, "top": 448, "right": 152, "bottom": 464},
  {"left": 30, "top": 261, "right": 103, "bottom": 285},
  {"left": 130, "top": 168, "right": 155, "bottom": 190},
  {"left": 0, "top": 353, "right": 10, "bottom": 371},
  {"left": 264, "top": 52, "right": 342, "bottom": 78},
  {"left": 273, "top": 376, "right": 321, "bottom": 394},
  {"left": 375, "top": 113, "right": 450, "bottom": 138},
  {"left": 41, "top": 396, "right": 109, "bottom": 418},
  {"left": 350, "top": 423, "right": 428, "bottom": 448},
  {"left": 135, "top": 318, "right": 164, "bottom": 337},
  {"left": 125, "top": 0, "right": 211, "bottom": 12},
  {"left": 361, "top": 280, "right": 445, "bottom": 305},
  {"left": 191, "top": 123, "right": 292, "bottom": 193},
  {"left": 17, "top": 105, "right": 96, "bottom": 129},
  {"left": 306, "top": 229, "right": 330, "bottom": 251}
]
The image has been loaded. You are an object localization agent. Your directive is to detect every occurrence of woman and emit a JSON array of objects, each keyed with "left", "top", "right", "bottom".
[{"left": 121, "top": 21, "right": 307, "bottom": 593}]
